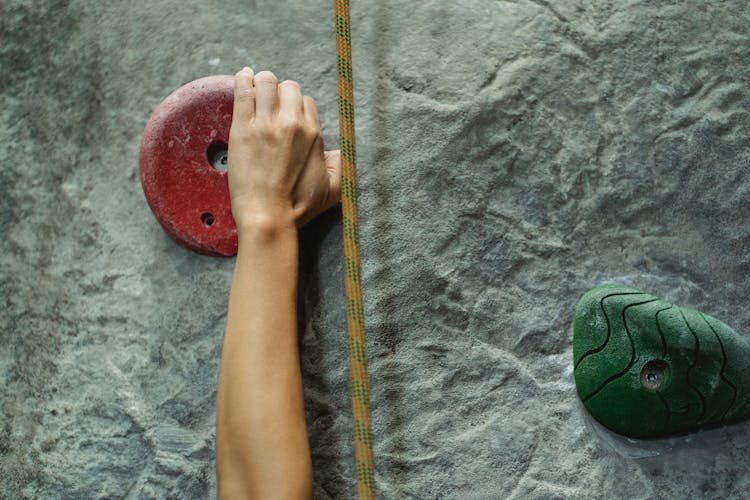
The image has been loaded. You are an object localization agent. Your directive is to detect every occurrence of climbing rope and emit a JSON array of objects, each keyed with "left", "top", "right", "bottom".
[{"left": 334, "top": 1, "right": 376, "bottom": 498}]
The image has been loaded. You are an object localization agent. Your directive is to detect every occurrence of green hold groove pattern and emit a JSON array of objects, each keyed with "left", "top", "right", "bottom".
[{"left": 573, "top": 284, "right": 750, "bottom": 438}]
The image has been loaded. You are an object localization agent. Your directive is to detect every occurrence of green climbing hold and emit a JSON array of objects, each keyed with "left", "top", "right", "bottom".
[{"left": 573, "top": 284, "right": 750, "bottom": 438}]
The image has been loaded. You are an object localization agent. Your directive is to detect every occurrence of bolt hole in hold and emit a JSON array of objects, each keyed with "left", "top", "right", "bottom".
[
  {"left": 207, "top": 140, "right": 229, "bottom": 171},
  {"left": 201, "top": 212, "right": 215, "bottom": 227},
  {"left": 640, "top": 360, "right": 668, "bottom": 391}
]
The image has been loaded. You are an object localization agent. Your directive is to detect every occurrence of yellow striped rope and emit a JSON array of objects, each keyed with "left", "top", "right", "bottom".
[{"left": 334, "top": 1, "right": 376, "bottom": 498}]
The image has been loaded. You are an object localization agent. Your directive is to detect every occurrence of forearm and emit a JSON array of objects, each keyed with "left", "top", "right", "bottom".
[
  {"left": 216, "top": 220, "right": 312, "bottom": 499},
  {"left": 216, "top": 65, "right": 340, "bottom": 498}
]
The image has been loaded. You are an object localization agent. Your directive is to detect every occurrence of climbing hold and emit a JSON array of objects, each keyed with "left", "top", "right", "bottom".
[
  {"left": 573, "top": 284, "right": 750, "bottom": 438},
  {"left": 139, "top": 75, "right": 237, "bottom": 256}
]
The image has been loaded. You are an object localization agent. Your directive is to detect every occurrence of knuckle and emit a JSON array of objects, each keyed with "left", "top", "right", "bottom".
[
  {"left": 280, "top": 115, "right": 304, "bottom": 133},
  {"left": 256, "top": 123, "right": 277, "bottom": 141},
  {"left": 238, "top": 118, "right": 272, "bottom": 141},
  {"left": 304, "top": 123, "right": 321, "bottom": 141},
  {"left": 235, "top": 87, "right": 254, "bottom": 100},
  {"left": 228, "top": 133, "right": 250, "bottom": 150},
  {"left": 254, "top": 70, "right": 278, "bottom": 84},
  {"left": 239, "top": 132, "right": 256, "bottom": 145},
  {"left": 280, "top": 79, "right": 300, "bottom": 89},
  {"left": 236, "top": 66, "right": 254, "bottom": 77}
]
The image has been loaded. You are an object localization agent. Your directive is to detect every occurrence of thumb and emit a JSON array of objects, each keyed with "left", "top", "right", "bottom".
[{"left": 324, "top": 149, "right": 342, "bottom": 207}]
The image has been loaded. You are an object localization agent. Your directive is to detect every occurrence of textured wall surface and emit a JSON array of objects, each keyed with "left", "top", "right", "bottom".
[{"left": 2, "top": 0, "right": 750, "bottom": 498}]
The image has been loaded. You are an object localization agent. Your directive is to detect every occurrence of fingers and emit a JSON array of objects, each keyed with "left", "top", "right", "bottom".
[
  {"left": 232, "top": 67, "right": 255, "bottom": 125},
  {"left": 253, "top": 70, "right": 279, "bottom": 120},
  {"left": 324, "top": 150, "right": 342, "bottom": 207},
  {"left": 242, "top": 71, "right": 312, "bottom": 125},
  {"left": 303, "top": 96, "right": 320, "bottom": 126},
  {"left": 278, "top": 80, "right": 304, "bottom": 118}
]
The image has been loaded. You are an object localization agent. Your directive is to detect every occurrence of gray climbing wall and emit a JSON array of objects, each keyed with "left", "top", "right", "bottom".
[{"left": 2, "top": 0, "right": 750, "bottom": 497}]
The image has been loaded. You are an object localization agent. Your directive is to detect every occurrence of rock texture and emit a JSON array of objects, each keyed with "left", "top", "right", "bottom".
[{"left": 2, "top": 0, "right": 749, "bottom": 498}]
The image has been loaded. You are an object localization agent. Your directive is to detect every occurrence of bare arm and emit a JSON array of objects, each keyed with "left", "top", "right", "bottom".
[{"left": 216, "top": 67, "right": 341, "bottom": 499}]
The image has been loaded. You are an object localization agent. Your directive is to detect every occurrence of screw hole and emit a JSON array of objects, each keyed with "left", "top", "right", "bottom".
[
  {"left": 207, "top": 140, "right": 229, "bottom": 172},
  {"left": 640, "top": 360, "right": 668, "bottom": 391},
  {"left": 201, "top": 212, "right": 215, "bottom": 226}
]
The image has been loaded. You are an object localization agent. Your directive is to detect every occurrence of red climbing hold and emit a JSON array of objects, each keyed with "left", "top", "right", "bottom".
[{"left": 139, "top": 75, "right": 238, "bottom": 256}]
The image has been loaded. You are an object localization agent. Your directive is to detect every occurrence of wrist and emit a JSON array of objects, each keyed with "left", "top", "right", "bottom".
[
  {"left": 231, "top": 194, "right": 297, "bottom": 229},
  {"left": 235, "top": 210, "right": 297, "bottom": 243}
]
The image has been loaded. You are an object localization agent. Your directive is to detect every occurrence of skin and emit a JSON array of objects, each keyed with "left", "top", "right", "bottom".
[{"left": 216, "top": 67, "right": 341, "bottom": 499}]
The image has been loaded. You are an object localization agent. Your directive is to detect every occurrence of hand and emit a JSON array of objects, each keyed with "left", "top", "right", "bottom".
[{"left": 227, "top": 67, "right": 342, "bottom": 234}]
